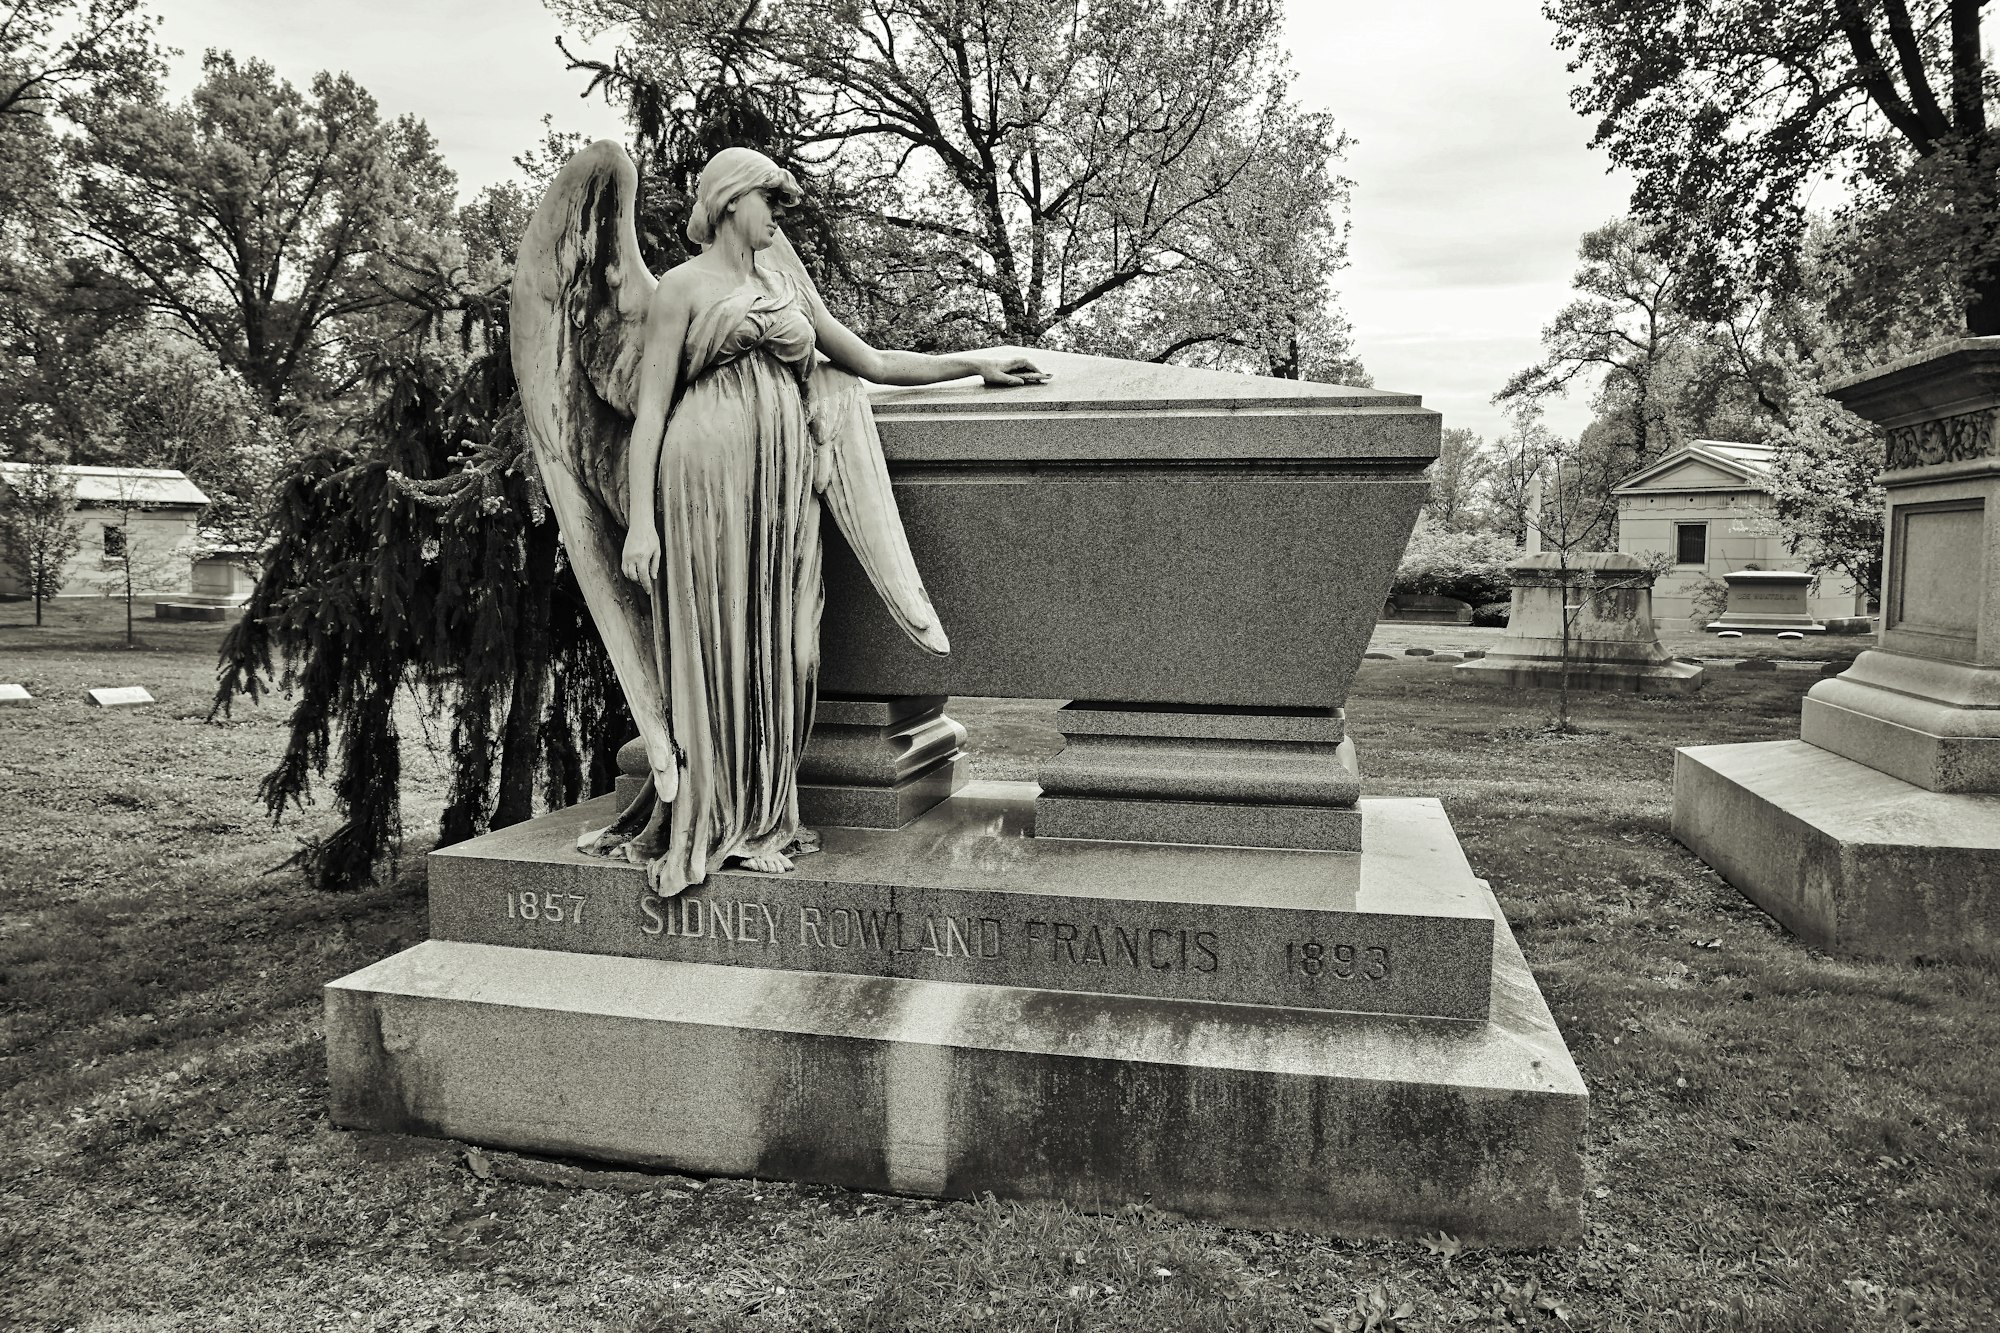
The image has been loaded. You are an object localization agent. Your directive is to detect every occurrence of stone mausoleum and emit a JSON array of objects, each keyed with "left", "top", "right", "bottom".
[{"left": 1614, "top": 439, "right": 1869, "bottom": 626}]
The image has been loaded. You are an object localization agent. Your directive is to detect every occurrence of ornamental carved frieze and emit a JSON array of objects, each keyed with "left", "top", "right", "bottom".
[{"left": 1884, "top": 408, "right": 2000, "bottom": 471}]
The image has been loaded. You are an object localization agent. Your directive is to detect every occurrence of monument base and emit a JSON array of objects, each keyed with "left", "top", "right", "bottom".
[
  {"left": 1672, "top": 740, "right": 2000, "bottom": 960},
  {"left": 327, "top": 903, "right": 1581, "bottom": 1245},
  {"left": 329, "top": 785, "right": 1586, "bottom": 1244},
  {"left": 1456, "top": 653, "right": 1704, "bottom": 695},
  {"left": 1802, "top": 651, "right": 2000, "bottom": 792},
  {"left": 154, "top": 601, "right": 232, "bottom": 622},
  {"left": 1704, "top": 616, "right": 1826, "bottom": 634}
]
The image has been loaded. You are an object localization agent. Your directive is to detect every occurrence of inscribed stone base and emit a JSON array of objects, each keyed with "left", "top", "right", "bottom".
[
  {"left": 1455, "top": 657, "right": 1704, "bottom": 695},
  {"left": 1672, "top": 740, "right": 2000, "bottom": 960},
  {"left": 325, "top": 889, "right": 1584, "bottom": 1245},
  {"left": 428, "top": 786, "right": 1493, "bottom": 1018}
]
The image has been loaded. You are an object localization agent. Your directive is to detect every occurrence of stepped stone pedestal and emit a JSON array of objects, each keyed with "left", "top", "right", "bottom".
[
  {"left": 326, "top": 351, "right": 1585, "bottom": 1242},
  {"left": 1675, "top": 340, "right": 2000, "bottom": 959},
  {"left": 1456, "top": 552, "right": 1702, "bottom": 694}
]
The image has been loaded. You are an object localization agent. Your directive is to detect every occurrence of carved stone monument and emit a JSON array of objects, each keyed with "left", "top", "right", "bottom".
[
  {"left": 326, "top": 347, "right": 1586, "bottom": 1244},
  {"left": 1675, "top": 339, "right": 2000, "bottom": 958},
  {"left": 323, "top": 144, "right": 1585, "bottom": 1245},
  {"left": 1705, "top": 569, "right": 1825, "bottom": 633},
  {"left": 1455, "top": 552, "right": 1702, "bottom": 694}
]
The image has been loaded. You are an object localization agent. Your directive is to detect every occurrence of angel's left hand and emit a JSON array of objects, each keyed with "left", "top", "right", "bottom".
[{"left": 975, "top": 354, "right": 1049, "bottom": 387}]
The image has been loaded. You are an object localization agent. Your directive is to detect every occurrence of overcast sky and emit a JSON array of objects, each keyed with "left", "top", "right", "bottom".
[{"left": 156, "top": 0, "right": 1627, "bottom": 442}]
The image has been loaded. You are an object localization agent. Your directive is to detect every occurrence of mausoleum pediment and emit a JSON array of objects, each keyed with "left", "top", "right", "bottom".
[{"left": 1615, "top": 440, "right": 1774, "bottom": 494}]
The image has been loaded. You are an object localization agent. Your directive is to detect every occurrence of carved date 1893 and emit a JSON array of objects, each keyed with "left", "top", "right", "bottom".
[{"left": 1286, "top": 940, "right": 1389, "bottom": 981}]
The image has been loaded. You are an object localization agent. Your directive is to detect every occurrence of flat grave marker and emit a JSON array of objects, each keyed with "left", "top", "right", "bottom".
[
  {"left": 87, "top": 686, "right": 155, "bottom": 708},
  {"left": 0, "top": 684, "right": 29, "bottom": 705}
]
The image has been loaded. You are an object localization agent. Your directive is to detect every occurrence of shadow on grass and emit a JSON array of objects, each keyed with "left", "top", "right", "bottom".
[{"left": 0, "top": 635, "right": 1993, "bottom": 1330}]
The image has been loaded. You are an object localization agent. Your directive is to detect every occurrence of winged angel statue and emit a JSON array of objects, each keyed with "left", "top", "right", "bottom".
[{"left": 513, "top": 143, "right": 1043, "bottom": 895}]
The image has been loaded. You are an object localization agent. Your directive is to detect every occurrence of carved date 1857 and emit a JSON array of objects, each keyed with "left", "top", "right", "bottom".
[{"left": 507, "top": 891, "right": 587, "bottom": 926}]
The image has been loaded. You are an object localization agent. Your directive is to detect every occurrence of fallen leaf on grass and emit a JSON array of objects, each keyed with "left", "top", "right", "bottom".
[
  {"left": 1312, "top": 1282, "right": 1418, "bottom": 1332},
  {"left": 464, "top": 1148, "right": 491, "bottom": 1180},
  {"left": 1419, "top": 1230, "right": 1463, "bottom": 1263}
]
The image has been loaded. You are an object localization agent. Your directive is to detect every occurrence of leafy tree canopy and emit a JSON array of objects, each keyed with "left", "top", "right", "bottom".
[
  {"left": 64, "top": 51, "right": 459, "bottom": 409},
  {"left": 1549, "top": 0, "right": 1997, "bottom": 335},
  {"left": 551, "top": 0, "right": 1365, "bottom": 380}
]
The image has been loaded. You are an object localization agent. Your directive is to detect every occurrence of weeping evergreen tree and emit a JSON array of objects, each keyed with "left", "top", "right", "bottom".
[
  {"left": 212, "top": 277, "right": 630, "bottom": 891},
  {"left": 214, "top": 68, "right": 819, "bottom": 891}
]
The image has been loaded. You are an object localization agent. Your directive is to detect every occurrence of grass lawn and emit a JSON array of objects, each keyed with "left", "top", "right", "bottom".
[{"left": 2, "top": 598, "right": 1994, "bottom": 1332}]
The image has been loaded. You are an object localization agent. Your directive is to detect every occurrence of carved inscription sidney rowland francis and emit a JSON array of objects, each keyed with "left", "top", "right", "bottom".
[
  {"left": 1885, "top": 408, "right": 2000, "bottom": 471},
  {"left": 620, "top": 890, "right": 1395, "bottom": 985}
]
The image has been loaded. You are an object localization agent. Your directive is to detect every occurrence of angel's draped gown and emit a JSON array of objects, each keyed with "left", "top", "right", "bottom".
[{"left": 604, "top": 267, "right": 823, "bottom": 892}]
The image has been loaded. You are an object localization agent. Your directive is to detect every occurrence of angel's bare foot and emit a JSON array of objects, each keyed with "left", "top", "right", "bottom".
[
  {"left": 789, "top": 826, "right": 822, "bottom": 857},
  {"left": 577, "top": 824, "right": 621, "bottom": 855},
  {"left": 735, "top": 851, "right": 794, "bottom": 874},
  {"left": 642, "top": 851, "right": 671, "bottom": 892}
]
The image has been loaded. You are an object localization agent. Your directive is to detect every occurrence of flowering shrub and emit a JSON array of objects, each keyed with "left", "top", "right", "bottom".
[{"left": 1393, "top": 520, "right": 1519, "bottom": 607}]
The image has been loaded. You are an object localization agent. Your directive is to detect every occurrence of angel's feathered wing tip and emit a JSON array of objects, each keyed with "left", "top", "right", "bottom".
[{"left": 809, "top": 366, "right": 953, "bottom": 658}]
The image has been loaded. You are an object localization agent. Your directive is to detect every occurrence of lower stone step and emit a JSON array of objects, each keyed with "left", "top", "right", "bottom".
[
  {"left": 1673, "top": 739, "right": 2000, "bottom": 959},
  {"left": 325, "top": 890, "right": 1585, "bottom": 1246}
]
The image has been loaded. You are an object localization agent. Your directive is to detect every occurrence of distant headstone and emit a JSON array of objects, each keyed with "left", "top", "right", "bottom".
[
  {"left": 1384, "top": 594, "right": 1474, "bottom": 624},
  {"left": 1707, "top": 570, "right": 1824, "bottom": 633},
  {"left": 1363, "top": 651, "right": 1393, "bottom": 660},
  {"left": 0, "top": 684, "right": 29, "bottom": 705},
  {"left": 1716, "top": 630, "right": 1744, "bottom": 639},
  {"left": 155, "top": 601, "right": 229, "bottom": 622},
  {"left": 1776, "top": 630, "right": 1805, "bottom": 641},
  {"left": 87, "top": 686, "right": 155, "bottom": 707},
  {"left": 1456, "top": 552, "right": 1702, "bottom": 695},
  {"left": 1461, "top": 649, "right": 1486, "bottom": 660},
  {"left": 1429, "top": 652, "right": 1465, "bottom": 664},
  {"left": 1404, "top": 646, "right": 1435, "bottom": 657},
  {"left": 1734, "top": 658, "right": 1778, "bottom": 673}
]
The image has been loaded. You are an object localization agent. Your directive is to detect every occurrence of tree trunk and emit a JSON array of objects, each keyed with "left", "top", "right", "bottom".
[{"left": 493, "top": 515, "right": 559, "bottom": 829}]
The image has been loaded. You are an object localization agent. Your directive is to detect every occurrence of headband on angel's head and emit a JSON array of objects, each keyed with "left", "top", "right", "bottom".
[{"left": 685, "top": 147, "right": 803, "bottom": 246}]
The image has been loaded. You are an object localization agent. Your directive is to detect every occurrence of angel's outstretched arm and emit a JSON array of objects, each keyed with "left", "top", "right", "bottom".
[
  {"left": 622, "top": 278, "right": 692, "bottom": 583},
  {"left": 799, "top": 284, "right": 1047, "bottom": 388}
]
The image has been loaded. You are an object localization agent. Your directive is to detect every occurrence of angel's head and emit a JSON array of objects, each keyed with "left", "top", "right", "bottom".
[{"left": 686, "top": 147, "right": 803, "bottom": 252}]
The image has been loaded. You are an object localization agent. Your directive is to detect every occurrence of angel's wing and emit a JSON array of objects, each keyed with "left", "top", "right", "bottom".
[
  {"left": 511, "top": 140, "right": 679, "bottom": 800},
  {"left": 803, "top": 362, "right": 950, "bottom": 655},
  {"left": 767, "top": 230, "right": 951, "bottom": 657}
]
